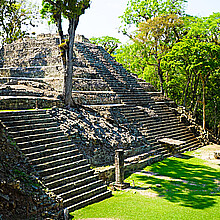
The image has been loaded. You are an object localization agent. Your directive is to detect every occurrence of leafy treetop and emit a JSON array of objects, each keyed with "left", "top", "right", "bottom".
[{"left": 90, "top": 36, "right": 121, "bottom": 55}]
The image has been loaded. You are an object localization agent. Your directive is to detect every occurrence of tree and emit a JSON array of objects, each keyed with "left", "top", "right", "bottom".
[
  {"left": 41, "top": 0, "right": 90, "bottom": 107},
  {"left": 117, "top": 0, "right": 186, "bottom": 94},
  {"left": 90, "top": 36, "right": 121, "bottom": 55},
  {"left": 0, "top": 0, "right": 36, "bottom": 45},
  {"left": 162, "top": 37, "right": 220, "bottom": 130},
  {"left": 205, "top": 72, "right": 220, "bottom": 136},
  {"left": 135, "top": 14, "right": 184, "bottom": 94},
  {"left": 114, "top": 42, "right": 160, "bottom": 90},
  {"left": 119, "top": 0, "right": 187, "bottom": 39},
  {"left": 185, "top": 12, "right": 220, "bottom": 44}
]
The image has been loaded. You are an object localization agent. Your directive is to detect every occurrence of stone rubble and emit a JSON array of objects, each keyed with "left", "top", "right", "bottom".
[{"left": 49, "top": 107, "right": 148, "bottom": 166}]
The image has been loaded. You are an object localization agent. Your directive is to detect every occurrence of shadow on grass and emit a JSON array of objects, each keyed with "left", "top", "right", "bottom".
[
  {"left": 130, "top": 157, "right": 220, "bottom": 209},
  {"left": 173, "top": 153, "right": 194, "bottom": 159}
]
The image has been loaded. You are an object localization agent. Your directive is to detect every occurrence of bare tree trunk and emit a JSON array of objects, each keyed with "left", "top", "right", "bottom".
[
  {"left": 157, "top": 61, "right": 164, "bottom": 94},
  {"left": 63, "top": 17, "right": 76, "bottom": 107},
  {"left": 183, "top": 74, "right": 191, "bottom": 107},
  {"left": 55, "top": 14, "right": 67, "bottom": 69},
  {"left": 56, "top": 13, "right": 64, "bottom": 42},
  {"left": 165, "top": 71, "right": 168, "bottom": 98},
  {"left": 193, "top": 95, "right": 200, "bottom": 118},
  {"left": 183, "top": 80, "right": 190, "bottom": 107}
]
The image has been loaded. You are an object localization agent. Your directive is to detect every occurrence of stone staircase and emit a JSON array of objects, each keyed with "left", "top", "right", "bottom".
[
  {"left": 0, "top": 34, "right": 202, "bottom": 177},
  {"left": 73, "top": 42, "right": 201, "bottom": 163},
  {"left": 0, "top": 109, "right": 111, "bottom": 212}
]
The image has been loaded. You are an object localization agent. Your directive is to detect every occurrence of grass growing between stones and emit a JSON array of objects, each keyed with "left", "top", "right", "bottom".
[{"left": 72, "top": 151, "right": 220, "bottom": 220}]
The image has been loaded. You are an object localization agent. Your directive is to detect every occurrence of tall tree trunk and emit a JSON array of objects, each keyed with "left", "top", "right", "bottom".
[
  {"left": 63, "top": 17, "right": 76, "bottom": 107},
  {"left": 193, "top": 96, "right": 199, "bottom": 118},
  {"left": 183, "top": 73, "right": 191, "bottom": 107},
  {"left": 55, "top": 13, "right": 66, "bottom": 69},
  {"left": 56, "top": 13, "right": 64, "bottom": 42},
  {"left": 192, "top": 74, "right": 199, "bottom": 111},
  {"left": 165, "top": 71, "right": 168, "bottom": 98},
  {"left": 157, "top": 61, "right": 164, "bottom": 94}
]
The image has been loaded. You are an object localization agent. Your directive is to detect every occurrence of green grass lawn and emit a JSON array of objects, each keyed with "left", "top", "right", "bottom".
[{"left": 72, "top": 152, "right": 220, "bottom": 220}]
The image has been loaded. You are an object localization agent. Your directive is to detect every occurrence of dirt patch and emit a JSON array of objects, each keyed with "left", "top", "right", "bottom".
[
  {"left": 137, "top": 190, "right": 159, "bottom": 197},
  {"left": 192, "top": 144, "right": 220, "bottom": 168}
]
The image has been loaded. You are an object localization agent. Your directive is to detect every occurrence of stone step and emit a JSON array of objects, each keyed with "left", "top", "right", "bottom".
[
  {"left": 67, "top": 190, "right": 112, "bottom": 212},
  {"left": 166, "top": 132, "right": 197, "bottom": 143},
  {"left": 13, "top": 130, "right": 64, "bottom": 143},
  {"left": 38, "top": 159, "right": 88, "bottom": 177},
  {"left": 122, "top": 100, "right": 150, "bottom": 105},
  {"left": 21, "top": 139, "right": 73, "bottom": 154},
  {"left": 29, "top": 149, "right": 80, "bottom": 165},
  {"left": 117, "top": 93, "right": 150, "bottom": 98},
  {"left": 17, "top": 135, "right": 68, "bottom": 148},
  {"left": 2, "top": 117, "right": 54, "bottom": 127},
  {"left": 51, "top": 174, "right": 99, "bottom": 195},
  {"left": 34, "top": 154, "right": 84, "bottom": 170},
  {"left": 25, "top": 144, "right": 78, "bottom": 160},
  {"left": 124, "top": 115, "right": 147, "bottom": 122},
  {"left": 0, "top": 109, "right": 46, "bottom": 118},
  {"left": 181, "top": 138, "right": 200, "bottom": 147},
  {"left": 125, "top": 145, "right": 168, "bottom": 163},
  {"left": 9, "top": 126, "right": 59, "bottom": 137},
  {"left": 120, "top": 95, "right": 151, "bottom": 100},
  {"left": 140, "top": 117, "right": 179, "bottom": 127},
  {"left": 7, "top": 121, "right": 57, "bottom": 132},
  {"left": 155, "top": 110, "right": 175, "bottom": 117},
  {"left": 63, "top": 185, "right": 107, "bottom": 208},
  {"left": 0, "top": 89, "right": 44, "bottom": 97},
  {"left": 120, "top": 111, "right": 146, "bottom": 117},
  {"left": 152, "top": 105, "right": 169, "bottom": 110},
  {"left": 147, "top": 126, "right": 188, "bottom": 138},
  {"left": 179, "top": 141, "right": 200, "bottom": 153},
  {"left": 45, "top": 169, "right": 94, "bottom": 189},
  {"left": 144, "top": 121, "right": 184, "bottom": 132},
  {"left": 135, "top": 154, "right": 166, "bottom": 168},
  {"left": 43, "top": 164, "right": 91, "bottom": 183},
  {"left": 0, "top": 112, "right": 50, "bottom": 122},
  {"left": 59, "top": 180, "right": 103, "bottom": 200},
  {"left": 119, "top": 107, "right": 145, "bottom": 113}
]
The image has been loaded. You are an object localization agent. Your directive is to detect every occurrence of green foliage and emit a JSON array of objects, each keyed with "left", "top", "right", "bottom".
[
  {"left": 119, "top": 0, "right": 187, "bottom": 37},
  {"left": 115, "top": 43, "right": 144, "bottom": 75},
  {"left": 90, "top": 36, "right": 121, "bottom": 55},
  {"left": 41, "top": 0, "right": 90, "bottom": 23},
  {"left": 162, "top": 36, "right": 220, "bottom": 130},
  {"left": 116, "top": 0, "right": 220, "bottom": 133},
  {"left": 115, "top": 42, "right": 160, "bottom": 90},
  {"left": 184, "top": 12, "right": 220, "bottom": 43},
  {"left": 0, "top": 0, "right": 37, "bottom": 44}
]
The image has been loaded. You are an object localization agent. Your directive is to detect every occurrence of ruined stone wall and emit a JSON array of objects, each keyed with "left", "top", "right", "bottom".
[
  {"left": 0, "top": 97, "right": 63, "bottom": 110},
  {"left": 95, "top": 154, "right": 165, "bottom": 183},
  {"left": 72, "top": 92, "right": 121, "bottom": 105},
  {"left": 3, "top": 35, "right": 62, "bottom": 68},
  {"left": 49, "top": 107, "right": 149, "bottom": 166}
]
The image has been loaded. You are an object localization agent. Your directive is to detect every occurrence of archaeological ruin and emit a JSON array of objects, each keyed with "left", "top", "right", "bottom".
[{"left": 0, "top": 34, "right": 203, "bottom": 218}]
